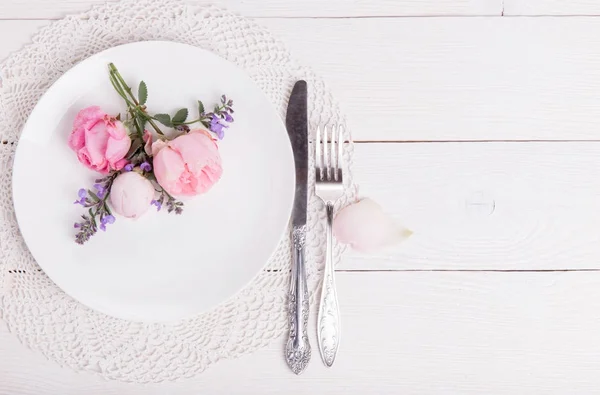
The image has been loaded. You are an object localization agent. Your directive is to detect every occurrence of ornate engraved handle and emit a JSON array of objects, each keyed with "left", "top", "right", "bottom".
[
  {"left": 317, "top": 202, "right": 340, "bottom": 367},
  {"left": 285, "top": 225, "right": 311, "bottom": 374}
]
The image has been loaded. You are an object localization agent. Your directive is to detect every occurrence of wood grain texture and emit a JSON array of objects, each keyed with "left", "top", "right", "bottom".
[
  {"left": 6, "top": 18, "right": 600, "bottom": 140},
  {"left": 342, "top": 142, "right": 600, "bottom": 270},
  {"left": 0, "top": 0, "right": 501, "bottom": 19},
  {"left": 504, "top": 1, "right": 600, "bottom": 15},
  {"left": 3, "top": 271, "right": 600, "bottom": 394},
  {"left": 261, "top": 17, "right": 600, "bottom": 141}
]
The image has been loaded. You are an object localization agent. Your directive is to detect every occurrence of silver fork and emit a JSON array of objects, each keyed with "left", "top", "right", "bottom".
[{"left": 315, "top": 124, "right": 344, "bottom": 367}]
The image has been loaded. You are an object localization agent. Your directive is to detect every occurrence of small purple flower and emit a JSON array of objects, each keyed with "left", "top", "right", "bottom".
[
  {"left": 124, "top": 164, "right": 134, "bottom": 172},
  {"left": 151, "top": 200, "right": 162, "bottom": 211},
  {"left": 74, "top": 188, "right": 87, "bottom": 205},
  {"left": 227, "top": 99, "right": 233, "bottom": 107},
  {"left": 221, "top": 94, "right": 227, "bottom": 104},
  {"left": 73, "top": 223, "right": 81, "bottom": 229},
  {"left": 93, "top": 183, "right": 106, "bottom": 198},
  {"left": 140, "top": 162, "right": 152, "bottom": 172},
  {"left": 210, "top": 114, "right": 228, "bottom": 140},
  {"left": 99, "top": 215, "right": 115, "bottom": 232},
  {"left": 224, "top": 112, "right": 234, "bottom": 123}
]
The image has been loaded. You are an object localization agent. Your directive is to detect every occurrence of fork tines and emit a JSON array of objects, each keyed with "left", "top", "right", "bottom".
[{"left": 315, "top": 125, "right": 344, "bottom": 182}]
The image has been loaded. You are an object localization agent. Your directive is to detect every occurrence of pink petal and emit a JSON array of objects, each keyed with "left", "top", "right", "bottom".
[
  {"left": 112, "top": 158, "right": 129, "bottom": 171},
  {"left": 106, "top": 134, "right": 132, "bottom": 167},
  {"left": 143, "top": 130, "right": 153, "bottom": 156},
  {"left": 77, "top": 148, "right": 110, "bottom": 174},
  {"left": 105, "top": 119, "right": 128, "bottom": 140},
  {"left": 153, "top": 146, "right": 186, "bottom": 196},
  {"left": 84, "top": 122, "right": 109, "bottom": 166},
  {"left": 168, "top": 130, "right": 223, "bottom": 194},
  {"left": 69, "top": 106, "right": 104, "bottom": 151},
  {"left": 167, "top": 132, "right": 212, "bottom": 174},
  {"left": 151, "top": 139, "right": 168, "bottom": 157},
  {"left": 76, "top": 148, "right": 92, "bottom": 168},
  {"left": 68, "top": 127, "right": 86, "bottom": 151},
  {"left": 333, "top": 198, "right": 412, "bottom": 253},
  {"left": 73, "top": 106, "right": 104, "bottom": 131}
]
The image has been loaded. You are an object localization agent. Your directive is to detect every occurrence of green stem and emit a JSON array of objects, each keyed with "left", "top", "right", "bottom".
[
  {"left": 109, "top": 73, "right": 136, "bottom": 108},
  {"left": 176, "top": 103, "right": 227, "bottom": 126},
  {"left": 129, "top": 108, "right": 144, "bottom": 139},
  {"left": 178, "top": 117, "right": 208, "bottom": 125},
  {"left": 108, "top": 63, "right": 165, "bottom": 136}
]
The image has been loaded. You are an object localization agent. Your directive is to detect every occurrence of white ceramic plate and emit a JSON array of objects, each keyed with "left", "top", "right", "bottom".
[{"left": 12, "top": 41, "right": 295, "bottom": 322}]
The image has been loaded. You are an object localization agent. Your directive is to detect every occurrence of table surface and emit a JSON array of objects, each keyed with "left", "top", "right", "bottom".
[{"left": 3, "top": 0, "right": 600, "bottom": 393}]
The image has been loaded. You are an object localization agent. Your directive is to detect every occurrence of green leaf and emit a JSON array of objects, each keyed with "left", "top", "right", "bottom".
[
  {"left": 172, "top": 108, "right": 189, "bottom": 124},
  {"left": 198, "top": 100, "right": 205, "bottom": 115},
  {"left": 154, "top": 113, "right": 172, "bottom": 127},
  {"left": 138, "top": 81, "right": 148, "bottom": 105},
  {"left": 88, "top": 191, "right": 100, "bottom": 202}
]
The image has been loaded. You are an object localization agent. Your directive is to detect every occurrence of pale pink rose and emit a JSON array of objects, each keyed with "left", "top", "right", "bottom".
[
  {"left": 333, "top": 198, "right": 413, "bottom": 253},
  {"left": 69, "top": 106, "right": 132, "bottom": 174},
  {"left": 109, "top": 172, "right": 155, "bottom": 219},
  {"left": 152, "top": 129, "right": 222, "bottom": 196},
  {"left": 151, "top": 139, "right": 168, "bottom": 157}
]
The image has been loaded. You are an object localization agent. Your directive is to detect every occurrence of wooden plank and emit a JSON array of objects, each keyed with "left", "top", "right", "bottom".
[
  {"left": 5, "top": 18, "right": 600, "bottom": 140},
  {"left": 261, "top": 17, "right": 600, "bottom": 141},
  {"left": 0, "top": 0, "right": 501, "bottom": 20},
  {"left": 3, "top": 271, "right": 600, "bottom": 394},
  {"left": 504, "top": 1, "right": 600, "bottom": 15},
  {"left": 340, "top": 142, "right": 600, "bottom": 270}
]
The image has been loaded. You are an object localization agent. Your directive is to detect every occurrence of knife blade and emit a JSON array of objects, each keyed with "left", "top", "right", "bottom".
[{"left": 284, "top": 80, "right": 311, "bottom": 375}]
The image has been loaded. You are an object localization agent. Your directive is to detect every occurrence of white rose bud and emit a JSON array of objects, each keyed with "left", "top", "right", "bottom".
[{"left": 110, "top": 171, "right": 155, "bottom": 219}]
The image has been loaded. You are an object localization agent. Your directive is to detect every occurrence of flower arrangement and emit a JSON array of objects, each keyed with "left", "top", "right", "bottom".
[{"left": 70, "top": 63, "right": 235, "bottom": 244}]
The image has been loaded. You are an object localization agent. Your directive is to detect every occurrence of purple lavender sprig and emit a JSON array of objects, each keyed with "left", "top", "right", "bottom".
[
  {"left": 150, "top": 193, "right": 183, "bottom": 215},
  {"left": 202, "top": 95, "right": 234, "bottom": 140},
  {"left": 73, "top": 173, "right": 117, "bottom": 244},
  {"left": 151, "top": 95, "right": 235, "bottom": 140},
  {"left": 145, "top": 173, "right": 184, "bottom": 215},
  {"left": 153, "top": 189, "right": 184, "bottom": 215}
]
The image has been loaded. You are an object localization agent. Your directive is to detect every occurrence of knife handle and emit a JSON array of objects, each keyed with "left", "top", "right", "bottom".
[{"left": 285, "top": 225, "right": 311, "bottom": 374}]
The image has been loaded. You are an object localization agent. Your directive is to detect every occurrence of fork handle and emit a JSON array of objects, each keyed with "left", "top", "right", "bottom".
[{"left": 317, "top": 202, "right": 341, "bottom": 367}]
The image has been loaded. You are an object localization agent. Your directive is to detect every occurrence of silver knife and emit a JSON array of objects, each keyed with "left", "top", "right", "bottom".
[{"left": 284, "top": 80, "right": 311, "bottom": 375}]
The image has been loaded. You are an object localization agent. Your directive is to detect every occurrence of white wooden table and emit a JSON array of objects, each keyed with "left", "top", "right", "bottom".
[{"left": 3, "top": 0, "right": 600, "bottom": 393}]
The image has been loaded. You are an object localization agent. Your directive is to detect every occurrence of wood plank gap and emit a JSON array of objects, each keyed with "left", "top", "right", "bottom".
[
  {"left": 337, "top": 269, "right": 600, "bottom": 272},
  {"left": 354, "top": 139, "right": 600, "bottom": 144},
  {"left": 0, "top": 15, "right": 509, "bottom": 22}
]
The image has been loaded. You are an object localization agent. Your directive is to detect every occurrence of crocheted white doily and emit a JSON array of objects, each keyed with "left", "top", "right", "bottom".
[{"left": 0, "top": 0, "right": 356, "bottom": 383}]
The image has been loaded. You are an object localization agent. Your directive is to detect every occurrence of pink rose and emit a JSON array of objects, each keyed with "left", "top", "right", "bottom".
[
  {"left": 152, "top": 129, "right": 223, "bottom": 196},
  {"left": 109, "top": 171, "right": 155, "bottom": 219},
  {"left": 69, "top": 106, "right": 132, "bottom": 174}
]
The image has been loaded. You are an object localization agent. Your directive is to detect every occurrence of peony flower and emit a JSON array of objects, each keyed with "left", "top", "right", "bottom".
[
  {"left": 68, "top": 106, "right": 132, "bottom": 174},
  {"left": 109, "top": 171, "right": 155, "bottom": 219},
  {"left": 333, "top": 198, "right": 412, "bottom": 253},
  {"left": 152, "top": 129, "right": 223, "bottom": 196}
]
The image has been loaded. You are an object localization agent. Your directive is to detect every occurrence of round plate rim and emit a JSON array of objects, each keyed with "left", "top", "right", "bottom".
[{"left": 11, "top": 40, "right": 295, "bottom": 322}]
